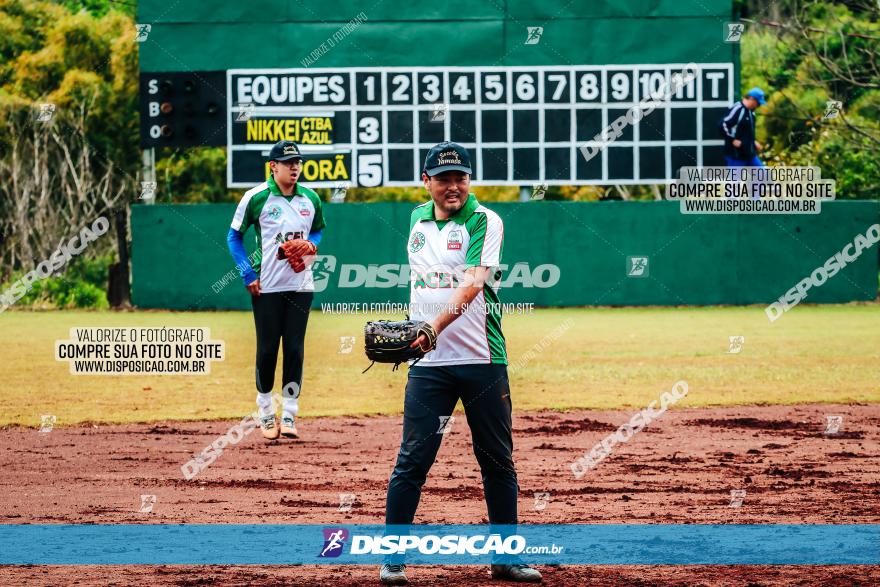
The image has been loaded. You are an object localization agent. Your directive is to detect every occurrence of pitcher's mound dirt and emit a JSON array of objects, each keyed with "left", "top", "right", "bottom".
[{"left": 2, "top": 404, "right": 878, "bottom": 585}]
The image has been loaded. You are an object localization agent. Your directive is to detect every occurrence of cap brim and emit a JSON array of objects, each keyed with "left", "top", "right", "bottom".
[
  {"left": 273, "top": 154, "right": 303, "bottom": 161},
  {"left": 425, "top": 164, "right": 472, "bottom": 177}
]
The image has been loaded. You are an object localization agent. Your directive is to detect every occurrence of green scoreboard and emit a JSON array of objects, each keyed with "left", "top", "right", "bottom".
[{"left": 138, "top": 1, "right": 738, "bottom": 188}]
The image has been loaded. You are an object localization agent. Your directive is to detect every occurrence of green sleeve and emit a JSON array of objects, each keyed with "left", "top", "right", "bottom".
[
  {"left": 464, "top": 212, "right": 488, "bottom": 267},
  {"left": 312, "top": 197, "right": 326, "bottom": 232},
  {"left": 301, "top": 188, "right": 326, "bottom": 232},
  {"left": 241, "top": 198, "right": 257, "bottom": 233},
  {"left": 409, "top": 207, "right": 422, "bottom": 232},
  {"left": 410, "top": 201, "right": 435, "bottom": 232},
  {"left": 234, "top": 197, "right": 259, "bottom": 234}
]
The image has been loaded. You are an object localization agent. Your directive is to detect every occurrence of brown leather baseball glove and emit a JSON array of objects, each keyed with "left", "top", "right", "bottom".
[{"left": 276, "top": 239, "right": 317, "bottom": 273}]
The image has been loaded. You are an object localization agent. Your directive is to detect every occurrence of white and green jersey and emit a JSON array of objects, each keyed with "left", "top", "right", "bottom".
[
  {"left": 231, "top": 176, "right": 326, "bottom": 293},
  {"left": 408, "top": 194, "right": 507, "bottom": 366}
]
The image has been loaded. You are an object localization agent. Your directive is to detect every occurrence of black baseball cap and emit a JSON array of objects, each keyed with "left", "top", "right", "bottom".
[
  {"left": 268, "top": 140, "right": 303, "bottom": 161},
  {"left": 423, "top": 142, "right": 472, "bottom": 176}
]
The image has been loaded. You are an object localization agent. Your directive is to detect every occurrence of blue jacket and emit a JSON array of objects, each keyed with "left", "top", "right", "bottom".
[{"left": 718, "top": 101, "right": 756, "bottom": 161}]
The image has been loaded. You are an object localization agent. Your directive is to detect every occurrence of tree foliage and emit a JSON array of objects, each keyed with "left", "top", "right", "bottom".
[
  {"left": 0, "top": 0, "right": 137, "bottom": 278},
  {"left": 741, "top": 0, "right": 880, "bottom": 198}
]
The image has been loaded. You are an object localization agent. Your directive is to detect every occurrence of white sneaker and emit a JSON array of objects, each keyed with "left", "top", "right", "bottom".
[
  {"left": 280, "top": 416, "right": 298, "bottom": 438},
  {"left": 260, "top": 414, "right": 279, "bottom": 440},
  {"left": 379, "top": 563, "right": 407, "bottom": 584}
]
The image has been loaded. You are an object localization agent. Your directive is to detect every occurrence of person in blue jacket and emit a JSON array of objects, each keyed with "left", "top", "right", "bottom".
[{"left": 719, "top": 87, "right": 767, "bottom": 167}]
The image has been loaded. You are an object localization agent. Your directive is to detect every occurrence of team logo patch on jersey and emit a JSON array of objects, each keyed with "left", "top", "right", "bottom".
[
  {"left": 409, "top": 231, "right": 426, "bottom": 253},
  {"left": 447, "top": 230, "right": 462, "bottom": 250},
  {"left": 296, "top": 201, "right": 311, "bottom": 217},
  {"left": 267, "top": 205, "right": 281, "bottom": 220}
]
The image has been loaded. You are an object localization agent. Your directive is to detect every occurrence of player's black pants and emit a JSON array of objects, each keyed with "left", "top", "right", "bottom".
[
  {"left": 251, "top": 291, "right": 313, "bottom": 394},
  {"left": 385, "top": 363, "right": 518, "bottom": 525}
]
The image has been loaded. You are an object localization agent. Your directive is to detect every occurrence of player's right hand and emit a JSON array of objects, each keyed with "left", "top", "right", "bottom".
[
  {"left": 732, "top": 139, "right": 742, "bottom": 148},
  {"left": 246, "top": 279, "right": 261, "bottom": 296},
  {"left": 409, "top": 322, "right": 438, "bottom": 353},
  {"left": 279, "top": 239, "right": 317, "bottom": 273}
]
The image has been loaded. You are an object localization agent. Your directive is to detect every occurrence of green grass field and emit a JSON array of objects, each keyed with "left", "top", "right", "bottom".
[{"left": 1, "top": 306, "right": 878, "bottom": 427}]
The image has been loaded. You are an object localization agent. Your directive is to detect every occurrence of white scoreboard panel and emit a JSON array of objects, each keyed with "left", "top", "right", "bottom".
[{"left": 227, "top": 64, "right": 733, "bottom": 188}]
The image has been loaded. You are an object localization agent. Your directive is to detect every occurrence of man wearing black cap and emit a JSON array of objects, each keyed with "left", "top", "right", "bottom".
[
  {"left": 379, "top": 142, "right": 541, "bottom": 584},
  {"left": 226, "top": 140, "right": 326, "bottom": 440}
]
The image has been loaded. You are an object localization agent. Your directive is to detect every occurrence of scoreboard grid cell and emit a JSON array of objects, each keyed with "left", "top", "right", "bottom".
[
  {"left": 697, "top": 70, "right": 704, "bottom": 168},
  {"left": 348, "top": 71, "right": 356, "bottom": 188},
  {"left": 537, "top": 70, "right": 545, "bottom": 183},
  {"left": 381, "top": 71, "right": 388, "bottom": 187},
  {"left": 633, "top": 68, "right": 640, "bottom": 183},
  {"left": 506, "top": 69, "right": 513, "bottom": 183},
  {"left": 665, "top": 65, "right": 672, "bottom": 182},
  {"left": 226, "top": 63, "right": 733, "bottom": 188},
  {"left": 474, "top": 71, "right": 483, "bottom": 185},
  {"left": 569, "top": 69, "right": 576, "bottom": 180},
  {"left": 601, "top": 69, "right": 609, "bottom": 183}
]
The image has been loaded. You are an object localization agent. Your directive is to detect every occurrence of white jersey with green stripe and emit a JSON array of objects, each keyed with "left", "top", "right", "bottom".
[
  {"left": 407, "top": 194, "right": 507, "bottom": 366},
  {"left": 230, "top": 176, "right": 326, "bottom": 293}
]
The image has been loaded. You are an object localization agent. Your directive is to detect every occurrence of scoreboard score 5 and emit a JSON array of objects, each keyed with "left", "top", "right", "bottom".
[{"left": 226, "top": 64, "right": 733, "bottom": 188}]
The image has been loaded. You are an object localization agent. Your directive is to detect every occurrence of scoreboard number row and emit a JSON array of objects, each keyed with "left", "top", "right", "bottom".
[{"left": 234, "top": 69, "right": 710, "bottom": 108}]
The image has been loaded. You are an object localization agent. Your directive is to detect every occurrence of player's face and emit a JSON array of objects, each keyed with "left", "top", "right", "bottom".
[
  {"left": 743, "top": 97, "right": 759, "bottom": 111},
  {"left": 271, "top": 159, "right": 302, "bottom": 184},
  {"left": 424, "top": 171, "right": 470, "bottom": 216}
]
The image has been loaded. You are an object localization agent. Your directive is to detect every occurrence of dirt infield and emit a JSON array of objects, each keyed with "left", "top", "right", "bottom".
[{"left": 2, "top": 403, "right": 878, "bottom": 586}]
